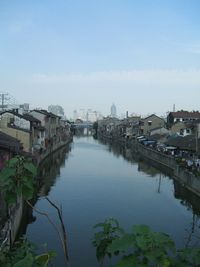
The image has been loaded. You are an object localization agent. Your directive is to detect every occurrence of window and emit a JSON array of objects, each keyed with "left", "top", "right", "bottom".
[{"left": 148, "top": 121, "right": 152, "bottom": 126}]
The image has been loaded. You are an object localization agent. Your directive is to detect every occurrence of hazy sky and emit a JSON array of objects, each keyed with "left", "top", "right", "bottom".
[{"left": 0, "top": 0, "right": 200, "bottom": 118}]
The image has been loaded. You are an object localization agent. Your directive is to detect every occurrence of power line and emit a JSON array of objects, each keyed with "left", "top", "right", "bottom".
[
  {"left": 0, "top": 92, "right": 9, "bottom": 111},
  {"left": 0, "top": 92, "right": 18, "bottom": 111}
]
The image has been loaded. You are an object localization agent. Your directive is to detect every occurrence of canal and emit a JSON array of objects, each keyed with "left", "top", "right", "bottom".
[{"left": 24, "top": 136, "right": 200, "bottom": 267}]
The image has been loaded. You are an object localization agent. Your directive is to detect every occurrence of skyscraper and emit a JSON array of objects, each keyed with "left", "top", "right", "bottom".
[{"left": 111, "top": 104, "right": 117, "bottom": 118}]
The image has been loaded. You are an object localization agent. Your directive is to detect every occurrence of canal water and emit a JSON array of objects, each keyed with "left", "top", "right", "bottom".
[{"left": 25, "top": 136, "right": 200, "bottom": 267}]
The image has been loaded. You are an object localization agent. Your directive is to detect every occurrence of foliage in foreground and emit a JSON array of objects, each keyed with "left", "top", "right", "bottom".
[
  {"left": 2, "top": 156, "right": 200, "bottom": 266},
  {"left": 0, "top": 239, "right": 56, "bottom": 267},
  {"left": 0, "top": 156, "right": 37, "bottom": 205},
  {"left": 0, "top": 156, "right": 56, "bottom": 267},
  {"left": 93, "top": 218, "right": 200, "bottom": 267}
]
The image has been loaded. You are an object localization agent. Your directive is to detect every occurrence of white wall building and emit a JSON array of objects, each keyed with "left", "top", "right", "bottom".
[{"left": 73, "top": 109, "right": 103, "bottom": 122}]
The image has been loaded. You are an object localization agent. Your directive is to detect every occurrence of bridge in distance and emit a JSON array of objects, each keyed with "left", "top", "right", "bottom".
[{"left": 71, "top": 121, "right": 94, "bottom": 129}]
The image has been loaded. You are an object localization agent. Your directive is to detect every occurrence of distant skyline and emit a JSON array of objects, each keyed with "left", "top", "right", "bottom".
[{"left": 1, "top": 0, "right": 200, "bottom": 118}]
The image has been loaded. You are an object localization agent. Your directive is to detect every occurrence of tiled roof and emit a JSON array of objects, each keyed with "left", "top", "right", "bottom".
[
  {"left": 23, "top": 114, "right": 41, "bottom": 122},
  {"left": 142, "top": 114, "right": 164, "bottom": 121},
  {"left": 170, "top": 111, "right": 200, "bottom": 119},
  {"left": 33, "top": 109, "right": 60, "bottom": 118},
  {"left": 165, "top": 135, "right": 200, "bottom": 151},
  {"left": 0, "top": 111, "right": 41, "bottom": 123}
]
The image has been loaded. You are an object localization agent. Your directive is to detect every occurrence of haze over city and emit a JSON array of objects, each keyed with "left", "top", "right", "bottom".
[
  {"left": 1, "top": 0, "right": 200, "bottom": 117},
  {"left": 2, "top": 2, "right": 200, "bottom": 267}
]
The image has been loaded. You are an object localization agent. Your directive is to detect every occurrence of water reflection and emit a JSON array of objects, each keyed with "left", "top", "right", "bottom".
[
  {"left": 97, "top": 136, "right": 200, "bottom": 247},
  {"left": 37, "top": 144, "right": 72, "bottom": 197},
  {"left": 98, "top": 137, "right": 200, "bottom": 200},
  {"left": 17, "top": 144, "right": 72, "bottom": 238},
  {"left": 98, "top": 137, "right": 170, "bottom": 177},
  {"left": 22, "top": 136, "right": 200, "bottom": 266}
]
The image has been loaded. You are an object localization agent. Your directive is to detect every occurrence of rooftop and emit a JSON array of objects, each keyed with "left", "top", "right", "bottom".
[
  {"left": 0, "top": 110, "right": 41, "bottom": 123},
  {"left": 170, "top": 111, "right": 200, "bottom": 119},
  {"left": 33, "top": 109, "right": 61, "bottom": 118}
]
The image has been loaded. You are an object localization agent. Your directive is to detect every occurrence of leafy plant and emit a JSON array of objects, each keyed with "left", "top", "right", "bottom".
[
  {"left": 92, "top": 218, "right": 124, "bottom": 266},
  {"left": 0, "top": 239, "right": 56, "bottom": 267},
  {"left": 93, "top": 218, "right": 200, "bottom": 267},
  {"left": 0, "top": 156, "right": 37, "bottom": 205},
  {"left": 0, "top": 156, "right": 70, "bottom": 266},
  {"left": 0, "top": 156, "right": 57, "bottom": 267}
]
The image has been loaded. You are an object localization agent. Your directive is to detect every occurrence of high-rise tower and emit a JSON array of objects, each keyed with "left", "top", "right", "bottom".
[{"left": 111, "top": 104, "right": 117, "bottom": 118}]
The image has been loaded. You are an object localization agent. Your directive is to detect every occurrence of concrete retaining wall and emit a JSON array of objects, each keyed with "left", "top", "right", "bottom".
[
  {"left": 99, "top": 134, "right": 200, "bottom": 198},
  {"left": 131, "top": 140, "right": 200, "bottom": 197}
]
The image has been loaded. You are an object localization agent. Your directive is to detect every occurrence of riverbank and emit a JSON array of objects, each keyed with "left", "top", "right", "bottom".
[
  {"left": 98, "top": 134, "right": 200, "bottom": 198},
  {"left": 0, "top": 136, "right": 73, "bottom": 248},
  {"left": 34, "top": 135, "right": 73, "bottom": 166},
  {"left": 25, "top": 136, "right": 200, "bottom": 266}
]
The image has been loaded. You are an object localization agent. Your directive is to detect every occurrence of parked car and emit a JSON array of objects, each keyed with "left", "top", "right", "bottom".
[{"left": 143, "top": 140, "right": 157, "bottom": 147}]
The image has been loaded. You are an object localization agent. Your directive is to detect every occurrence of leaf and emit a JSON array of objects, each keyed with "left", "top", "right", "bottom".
[
  {"left": 23, "top": 163, "right": 37, "bottom": 176},
  {"left": 144, "top": 249, "right": 169, "bottom": 264},
  {"left": 7, "top": 157, "right": 19, "bottom": 167},
  {"left": 153, "top": 232, "right": 175, "bottom": 249},
  {"left": 6, "top": 191, "right": 17, "bottom": 205},
  {"left": 108, "top": 217, "right": 120, "bottom": 228},
  {"left": 96, "top": 238, "right": 111, "bottom": 261},
  {"left": 135, "top": 235, "right": 151, "bottom": 251},
  {"left": 22, "top": 185, "right": 34, "bottom": 200},
  {"left": 48, "top": 251, "right": 57, "bottom": 258},
  {"left": 108, "top": 234, "right": 135, "bottom": 253},
  {"left": 132, "top": 225, "right": 150, "bottom": 235},
  {"left": 115, "top": 255, "right": 137, "bottom": 267},
  {"left": 35, "top": 251, "right": 56, "bottom": 266},
  {"left": 13, "top": 253, "right": 34, "bottom": 267},
  {"left": 23, "top": 177, "right": 34, "bottom": 190},
  {"left": 0, "top": 168, "right": 15, "bottom": 182},
  {"left": 35, "top": 253, "right": 50, "bottom": 267},
  {"left": 93, "top": 232, "right": 106, "bottom": 246},
  {"left": 163, "top": 258, "right": 171, "bottom": 267}
]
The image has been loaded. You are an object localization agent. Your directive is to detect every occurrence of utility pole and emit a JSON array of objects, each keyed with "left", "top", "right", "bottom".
[
  {"left": 0, "top": 92, "right": 9, "bottom": 111},
  {"left": 196, "top": 123, "right": 199, "bottom": 157},
  {"left": 157, "top": 173, "right": 162, "bottom": 194}
]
